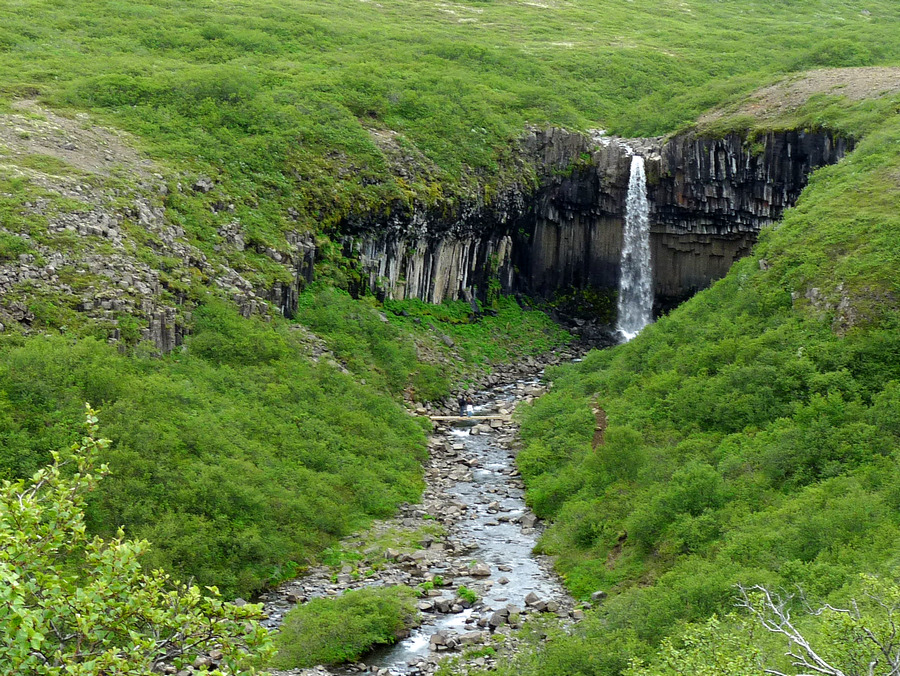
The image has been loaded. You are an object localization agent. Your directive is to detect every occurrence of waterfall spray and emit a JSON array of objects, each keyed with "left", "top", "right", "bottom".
[{"left": 616, "top": 155, "right": 653, "bottom": 341}]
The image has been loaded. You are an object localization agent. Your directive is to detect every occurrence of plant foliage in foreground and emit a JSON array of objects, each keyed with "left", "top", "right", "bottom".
[{"left": 0, "top": 407, "right": 273, "bottom": 675}]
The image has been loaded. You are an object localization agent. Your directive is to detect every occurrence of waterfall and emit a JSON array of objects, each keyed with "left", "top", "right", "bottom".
[{"left": 616, "top": 155, "right": 653, "bottom": 341}]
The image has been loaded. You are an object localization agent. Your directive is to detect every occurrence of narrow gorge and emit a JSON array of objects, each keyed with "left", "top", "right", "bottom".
[
  {"left": 0, "top": 109, "right": 852, "bottom": 352},
  {"left": 260, "top": 351, "right": 583, "bottom": 676}
]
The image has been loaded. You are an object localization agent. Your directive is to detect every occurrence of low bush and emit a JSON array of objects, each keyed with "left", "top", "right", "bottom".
[
  {"left": 269, "top": 586, "right": 418, "bottom": 668},
  {"left": 0, "top": 299, "right": 428, "bottom": 597}
]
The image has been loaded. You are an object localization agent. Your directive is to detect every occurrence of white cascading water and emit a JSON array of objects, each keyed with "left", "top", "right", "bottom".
[{"left": 616, "top": 154, "right": 653, "bottom": 341}]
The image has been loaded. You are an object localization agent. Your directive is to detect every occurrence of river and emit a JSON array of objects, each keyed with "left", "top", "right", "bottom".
[{"left": 263, "top": 360, "right": 580, "bottom": 676}]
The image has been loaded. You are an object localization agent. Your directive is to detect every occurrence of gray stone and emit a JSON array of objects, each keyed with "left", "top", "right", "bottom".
[
  {"left": 469, "top": 562, "right": 491, "bottom": 577},
  {"left": 193, "top": 176, "right": 215, "bottom": 193},
  {"left": 488, "top": 611, "right": 506, "bottom": 628},
  {"left": 591, "top": 590, "right": 608, "bottom": 604},
  {"left": 459, "top": 631, "right": 486, "bottom": 645}
]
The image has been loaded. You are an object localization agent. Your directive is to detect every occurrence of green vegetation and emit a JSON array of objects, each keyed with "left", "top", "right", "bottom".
[
  {"left": 269, "top": 586, "right": 418, "bottom": 669},
  {"left": 1, "top": 0, "right": 899, "bottom": 670},
  {"left": 0, "top": 0, "right": 897, "bottom": 250},
  {"left": 294, "top": 287, "right": 569, "bottom": 401},
  {"left": 321, "top": 521, "right": 446, "bottom": 576},
  {"left": 457, "top": 586, "right": 479, "bottom": 605},
  {"left": 693, "top": 86, "right": 900, "bottom": 143},
  {"left": 0, "top": 409, "right": 271, "bottom": 675},
  {"left": 0, "top": 231, "right": 33, "bottom": 261},
  {"left": 0, "top": 299, "right": 429, "bottom": 597},
  {"left": 506, "top": 113, "right": 900, "bottom": 674},
  {"left": 627, "top": 576, "right": 900, "bottom": 676},
  {"left": 0, "top": 284, "right": 563, "bottom": 598}
]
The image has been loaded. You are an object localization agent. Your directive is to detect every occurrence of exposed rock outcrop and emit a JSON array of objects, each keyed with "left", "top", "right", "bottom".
[
  {"left": 346, "top": 127, "right": 852, "bottom": 314},
  {"left": 0, "top": 99, "right": 854, "bottom": 349},
  {"left": 0, "top": 102, "right": 319, "bottom": 352}
]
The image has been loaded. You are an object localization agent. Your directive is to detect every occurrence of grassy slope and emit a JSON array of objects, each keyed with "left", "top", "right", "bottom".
[
  {"left": 1, "top": 0, "right": 898, "bottom": 249},
  {"left": 510, "top": 113, "right": 900, "bottom": 674},
  {"left": 0, "top": 290, "right": 568, "bottom": 597}
]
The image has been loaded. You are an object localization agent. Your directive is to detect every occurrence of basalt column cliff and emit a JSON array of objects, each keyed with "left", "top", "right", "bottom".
[{"left": 345, "top": 128, "right": 852, "bottom": 314}]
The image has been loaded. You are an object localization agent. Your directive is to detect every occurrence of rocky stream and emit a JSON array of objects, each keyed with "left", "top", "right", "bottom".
[{"left": 258, "top": 349, "right": 591, "bottom": 676}]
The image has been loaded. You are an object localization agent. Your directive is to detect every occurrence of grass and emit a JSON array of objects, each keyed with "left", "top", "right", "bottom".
[
  {"left": 0, "top": 0, "right": 896, "bottom": 253},
  {"left": 297, "top": 286, "right": 571, "bottom": 400},
  {"left": 0, "top": 284, "right": 567, "bottom": 597},
  {"left": 503, "top": 114, "right": 900, "bottom": 675},
  {"left": 0, "top": 299, "right": 430, "bottom": 597},
  {"left": 0, "top": 0, "right": 898, "bottom": 664}
]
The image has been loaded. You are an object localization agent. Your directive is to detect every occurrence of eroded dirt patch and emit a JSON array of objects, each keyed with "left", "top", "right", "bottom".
[
  {"left": 698, "top": 67, "right": 900, "bottom": 126},
  {"left": 0, "top": 99, "right": 153, "bottom": 179}
]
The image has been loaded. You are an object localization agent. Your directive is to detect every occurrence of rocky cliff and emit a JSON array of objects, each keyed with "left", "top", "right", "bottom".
[
  {"left": 0, "top": 100, "right": 853, "bottom": 352},
  {"left": 346, "top": 127, "right": 852, "bottom": 314}
]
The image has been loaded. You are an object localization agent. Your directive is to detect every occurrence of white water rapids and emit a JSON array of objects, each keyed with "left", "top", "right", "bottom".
[{"left": 616, "top": 154, "right": 653, "bottom": 341}]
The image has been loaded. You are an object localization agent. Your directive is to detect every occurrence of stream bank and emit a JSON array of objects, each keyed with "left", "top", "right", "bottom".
[{"left": 261, "top": 347, "right": 590, "bottom": 676}]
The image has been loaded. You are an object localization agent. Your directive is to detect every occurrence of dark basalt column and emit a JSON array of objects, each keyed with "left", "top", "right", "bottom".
[{"left": 339, "top": 128, "right": 853, "bottom": 315}]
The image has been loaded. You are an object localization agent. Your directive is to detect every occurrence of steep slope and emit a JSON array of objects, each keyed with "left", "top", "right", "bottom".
[{"left": 509, "top": 108, "right": 900, "bottom": 674}]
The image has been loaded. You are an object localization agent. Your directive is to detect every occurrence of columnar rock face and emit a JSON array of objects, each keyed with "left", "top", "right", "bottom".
[
  {"left": 648, "top": 131, "right": 852, "bottom": 307},
  {"left": 344, "top": 128, "right": 852, "bottom": 313}
]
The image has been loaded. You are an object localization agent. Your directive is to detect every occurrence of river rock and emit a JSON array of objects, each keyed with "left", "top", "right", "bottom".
[
  {"left": 520, "top": 514, "right": 538, "bottom": 528},
  {"left": 434, "top": 598, "right": 452, "bottom": 613},
  {"left": 459, "top": 630, "right": 487, "bottom": 645},
  {"left": 524, "top": 592, "right": 541, "bottom": 606},
  {"left": 469, "top": 562, "right": 491, "bottom": 577}
]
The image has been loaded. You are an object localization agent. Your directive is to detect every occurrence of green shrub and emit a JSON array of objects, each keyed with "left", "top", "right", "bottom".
[
  {"left": 0, "top": 302, "right": 428, "bottom": 597},
  {"left": 270, "top": 586, "right": 418, "bottom": 668},
  {"left": 457, "top": 586, "right": 478, "bottom": 604},
  {"left": 0, "top": 232, "right": 32, "bottom": 261},
  {"left": 0, "top": 408, "right": 272, "bottom": 675}
]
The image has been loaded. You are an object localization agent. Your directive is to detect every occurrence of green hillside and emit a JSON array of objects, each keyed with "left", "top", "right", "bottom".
[
  {"left": 510, "top": 108, "right": 900, "bottom": 674},
  {"left": 0, "top": 290, "right": 567, "bottom": 597},
  {"left": 1, "top": 0, "right": 898, "bottom": 246},
  {"left": 1, "top": 0, "right": 900, "bottom": 663}
]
